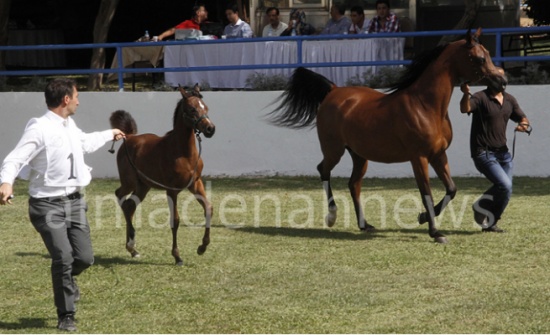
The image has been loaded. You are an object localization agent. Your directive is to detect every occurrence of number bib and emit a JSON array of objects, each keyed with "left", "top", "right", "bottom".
[{"left": 35, "top": 116, "right": 92, "bottom": 187}]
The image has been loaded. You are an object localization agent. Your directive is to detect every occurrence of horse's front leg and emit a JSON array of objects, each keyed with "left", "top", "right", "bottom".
[
  {"left": 411, "top": 157, "right": 448, "bottom": 244},
  {"left": 189, "top": 178, "right": 211, "bottom": 256},
  {"left": 418, "top": 152, "right": 457, "bottom": 224},
  {"left": 167, "top": 191, "right": 184, "bottom": 266}
]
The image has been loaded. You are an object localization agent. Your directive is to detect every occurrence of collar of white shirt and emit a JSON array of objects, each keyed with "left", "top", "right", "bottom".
[
  {"left": 231, "top": 19, "right": 244, "bottom": 27},
  {"left": 46, "top": 110, "right": 69, "bottom": 127}
]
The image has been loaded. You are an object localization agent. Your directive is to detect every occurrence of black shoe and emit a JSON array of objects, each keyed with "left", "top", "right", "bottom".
[
  {"left": 482, "top": 224, "right": 505, "bottom": 233},
  {"left": 73, "top": 278, "right": 80, "bottom": 303},
  {"left": 57, "top": 314, "right": 77, "bottom": 332},
  {"left": 472, "top": 204, "right": 489, "bottom": 228}
]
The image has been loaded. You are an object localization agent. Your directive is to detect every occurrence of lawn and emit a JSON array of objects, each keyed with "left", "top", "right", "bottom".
[{"left": 0, "top": 176, "right": 549, "bottom": 333}]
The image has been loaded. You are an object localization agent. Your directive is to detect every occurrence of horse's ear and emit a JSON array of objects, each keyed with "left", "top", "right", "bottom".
[
  {"left": 193, "top": 83, "right": 201, "bottom": 94},
  {"left": 466, "top": 27, "right": 482, "bottom": 47}
]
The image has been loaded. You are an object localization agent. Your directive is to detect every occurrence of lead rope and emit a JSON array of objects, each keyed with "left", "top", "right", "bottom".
[
  {"left": 511, "top": 123, "right": 532, "bottom": 160},
  {"left": 120, "top": 131, "right": 203, "bottom": 191}
]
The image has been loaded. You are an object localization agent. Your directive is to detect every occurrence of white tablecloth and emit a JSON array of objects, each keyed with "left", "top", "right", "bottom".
[{"left": 164, "top": 38, "right": 404, "bottom": 88}]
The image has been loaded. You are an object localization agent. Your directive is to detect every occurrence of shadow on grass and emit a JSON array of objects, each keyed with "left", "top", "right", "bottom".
[
  {"left": 15, "top": 251, "right": 49, "bottom": 259},
  {"left": 233, "top": 225, "right": 478, "bottom": 242},
  {"left": 93, "top": 254, "right": 170, "bottom": 267},
  {"left": 0, "top": 317, "right": 48, "bottom": 330},
  {"left": 233, "top": 226, "right": 382, "bottom": 241}
]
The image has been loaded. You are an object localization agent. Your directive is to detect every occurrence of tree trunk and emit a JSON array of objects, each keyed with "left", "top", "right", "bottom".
[
  {"left": 438, "top": 0, "right": 482, "bottom": 45},
  {"left": 87, "top": 0, "right": 120, "bottom": 91},
  {"left": 0, "top": 0, "right": 13, "bottom": 87}
]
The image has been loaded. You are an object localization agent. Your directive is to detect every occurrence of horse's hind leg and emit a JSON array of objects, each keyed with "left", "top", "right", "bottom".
[
  {"left": 317, "top": 145, "right": 345, "bottom": 227},
  {"left": 418, "top": 152, "right": 457, "bottom": 225},
  {"left": 188, "top": 178, "right": 211, "bottom": 256},
  {"left": 347, "top": 149, "right": 375, "bottom": 232},
  {"left": 117, "top": 183, "right": 151, "bottom": 258}
]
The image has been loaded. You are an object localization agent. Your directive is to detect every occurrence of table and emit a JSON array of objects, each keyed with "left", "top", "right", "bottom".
[
  {"left": 163, "top": 38, "right": 404, "bottom": 88},
  {"left": 107, "top": 44, "right": 164, "bottom": 82},
  {"left": 6, "top": 29, "right": 66, "bottom": 68},
  {"left": 164, "top": 41, "right": 297, "bottom": 88}
]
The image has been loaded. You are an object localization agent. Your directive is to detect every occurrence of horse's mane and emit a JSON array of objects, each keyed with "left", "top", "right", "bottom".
[
  {"left": 172, "top": 90, "right": 203, "bottom": 129},
  {"left": 387, "top": 42, "right": 450, "bottom": 93}
]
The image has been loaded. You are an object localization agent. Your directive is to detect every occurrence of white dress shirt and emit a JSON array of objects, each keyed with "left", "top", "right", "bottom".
[{"left": 0, "top": 111, "right": 113, "bottom": 198}]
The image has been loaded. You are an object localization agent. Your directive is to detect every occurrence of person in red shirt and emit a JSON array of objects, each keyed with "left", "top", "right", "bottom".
[{"left": 157, "top": 4, "right": 207, "bottom": 41}]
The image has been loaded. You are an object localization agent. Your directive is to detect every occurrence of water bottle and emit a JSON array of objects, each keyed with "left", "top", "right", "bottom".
[{"left": 144, "top": 30, "right": 150, "bottom": 41}]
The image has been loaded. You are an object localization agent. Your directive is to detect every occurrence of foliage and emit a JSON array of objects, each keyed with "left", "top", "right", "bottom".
[
  {"left": 346, "top": 66, "right": 406, "bottom": 88},
  {"left": 524, "top": 0, "right": 550, "bottom": 26},
  {"left": 245, "top": 72, "right": 288, "bottom": 91},
  {"left": 1, "top": 177, "right": 550, "bottom": 333},
  {"left": 506, "top": 63, "right": 550, "bottom": 85}
]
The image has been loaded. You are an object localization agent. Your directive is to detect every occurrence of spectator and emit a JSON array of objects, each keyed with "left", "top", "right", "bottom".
[
  {"left": 0, "top": 78, "right": 125, "bottom": 331},
  {"left": 348, "top": 5, "right": 370, "bottom": 34},
  {"left": 223, "top": 4, "right": 254, "bottom": 38},
  {"left": 459, "top": 68, "right": 530, "bottom": 233},
  {"left": 281, "top": 9, "right": 316, "bottom": 36},
  {"left": 262, "top": 7, "right": 288, "bottom": 37},
  {"left": 367, "top": 0, "right": 400, "bottom": 33},
  {"left": 157, "top": 4, "right": 207, "bottom": 41},
  {"left": 320, "top": 3, "right": 351, "bottom": 35}
]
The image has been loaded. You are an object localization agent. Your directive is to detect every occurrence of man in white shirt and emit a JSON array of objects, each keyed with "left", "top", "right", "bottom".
[
  {"left": 223, "top": 4, "right": 253, "bottom": 38},
  {"left": 262, "top": 7, "right": 288, "bottom": 37},
  {"left": 0, "top": 78, "right": 125, "bottom": 332},
  {"left": 348, "top": 5, "right": 370, "bottom": 34}
]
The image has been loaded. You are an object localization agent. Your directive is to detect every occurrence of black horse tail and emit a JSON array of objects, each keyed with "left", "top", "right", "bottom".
[
  {"left": 110, "top": 110, "right": 138, "bottom": 135},
  {"left": 268, "top": 67, "right": 335, "bottom": 129}
]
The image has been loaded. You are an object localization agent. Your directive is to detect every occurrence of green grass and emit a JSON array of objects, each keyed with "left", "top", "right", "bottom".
[{"left": 1, "top": 176, "right": 550, "bottom": 333}]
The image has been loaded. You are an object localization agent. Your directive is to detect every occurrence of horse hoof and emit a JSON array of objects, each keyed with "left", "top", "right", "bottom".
[
  {"left": 418, "top": 212, "right": 428, "bottom": 224},
  {"left": 325, "top": 211, "right": 337, "bottom": 227},
  {"left": 434, "top": 236, "right": 448, "bottom": 244},
  {"left": 131, "top": 251, "right": 140, "bottom": 258},
  {"left": 197, "top": 245, "right": 207, "bottom": 255},
  {"left": 175, "top": 260, "right": 184, "bottom": 266}
]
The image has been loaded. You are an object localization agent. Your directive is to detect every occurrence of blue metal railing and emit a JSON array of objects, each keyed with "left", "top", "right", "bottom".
[{"left": 1, "top": 26, "right": 550, "bottom": 91}]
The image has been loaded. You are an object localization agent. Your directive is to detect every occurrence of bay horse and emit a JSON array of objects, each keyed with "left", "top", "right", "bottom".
[
  {"left": 268, "top": 28, "right": 507, "bottom": 243},
  {"left": 110, "top": 85, "right": 215, "bottom": 265}
]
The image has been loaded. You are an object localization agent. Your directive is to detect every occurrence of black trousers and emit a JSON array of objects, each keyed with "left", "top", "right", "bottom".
[{"left": 28, "top": 194, "right": 94, "bottom": 318}]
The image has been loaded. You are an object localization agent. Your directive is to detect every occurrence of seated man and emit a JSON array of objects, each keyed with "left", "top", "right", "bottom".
[
  {"left": 157, "top": 4, "right": 207, "bottom": 41},
  {"left": 348, "top": 6, "right": 370, "bottom": 34},
  {"left": 262, "top": 7, "right": 288, "bottom": 37},
  {"left": 320, "top": 3, "right": 351, "bottom": 35},
  {"left": 280, "top": 9, "right": 316, "bottom": 36},
  {"left": 367, "top": 0, "right": 400, "bottom": 33},
  {"left": 223, "top": 4, "right": 254, "bottom": 38}
]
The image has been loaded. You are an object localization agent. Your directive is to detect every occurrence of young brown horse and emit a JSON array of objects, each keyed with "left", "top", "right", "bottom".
[
  {"left": 110, "top": 85, "right": 215, "bottom": 265},
  {"left": 269, "top": 29, "right": 507, "bottom": 243}
]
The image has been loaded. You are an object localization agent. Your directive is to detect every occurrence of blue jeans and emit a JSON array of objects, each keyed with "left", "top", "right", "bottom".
[{"left": 472, "top": 150, "right": 513, "bottom": 225}]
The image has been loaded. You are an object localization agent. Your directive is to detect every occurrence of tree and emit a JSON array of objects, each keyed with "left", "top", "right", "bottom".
[
  {"left": 87, "top": 0, "right": 120, "bottom": 91},
  {"left": 438, "top": 0, "right": 482, "bottom": 45},
  {"left": 0, "top": 0, "right": 13, "bottom": 86},
  {"left": 524, "top": 0, "right": 550, "bottom": 26}
]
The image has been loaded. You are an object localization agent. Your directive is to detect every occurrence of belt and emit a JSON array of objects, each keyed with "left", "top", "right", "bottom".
[
  {"left": 476, "top": 145, "right": 508, "bottom": 155},
  {"left": 35, "top": 192, "right": 82, "bottom": 202}
]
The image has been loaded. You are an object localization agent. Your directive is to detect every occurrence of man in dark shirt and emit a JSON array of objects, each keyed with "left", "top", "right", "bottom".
[{"left": 460, "top": 68, "right": 530, "bottom": 233}]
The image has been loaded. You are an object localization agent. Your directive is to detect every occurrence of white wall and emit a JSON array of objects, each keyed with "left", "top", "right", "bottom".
[{"left": 0, "top": 86, "right": 548, "bottom": 179}]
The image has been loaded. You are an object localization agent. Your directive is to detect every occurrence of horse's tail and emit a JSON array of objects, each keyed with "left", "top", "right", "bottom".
[
  {"left": 110, "top": 110, "right": 138, "bottom": 135},
  {"left": 268, "top": 67, "right": 335, "bottom": 129}
]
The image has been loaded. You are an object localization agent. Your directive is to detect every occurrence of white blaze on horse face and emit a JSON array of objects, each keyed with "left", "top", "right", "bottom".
[{"left": 198, "top": 100, "right": 205, "bottom": 111}]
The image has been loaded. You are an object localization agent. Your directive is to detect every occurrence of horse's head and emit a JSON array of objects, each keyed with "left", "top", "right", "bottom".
[
  {"left": 455, "top": 28, "right": 507, "bottom": 92},
  {"left": 177, "top": 84, "right": 216, "bottom": 138}
]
